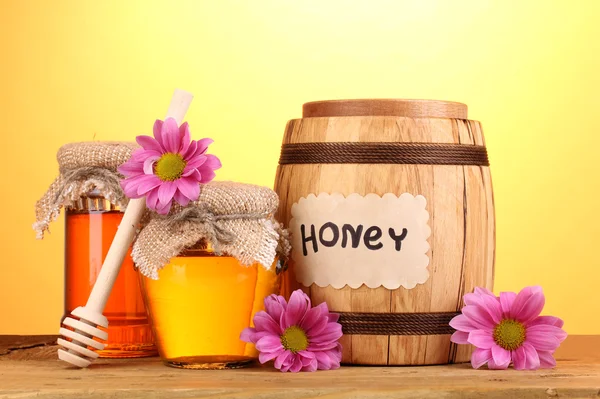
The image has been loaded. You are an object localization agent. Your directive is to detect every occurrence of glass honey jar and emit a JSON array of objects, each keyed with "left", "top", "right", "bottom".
[
  {"left": 65, "top": 190, "right": 156, "bottom": 358},
  {"left": 34, "top": 142, "right": 157, "bottom": 358},
  {"left": 132, "top": 181, "right": 289, "bottom": 369}
]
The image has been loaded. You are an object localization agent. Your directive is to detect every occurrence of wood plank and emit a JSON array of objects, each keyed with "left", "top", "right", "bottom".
[
  {"left": 0, "top": 335, "right": 57, "bottom": 358},
  {"left": 0, "top": 336, "right": 598, "bottom": 398},
  {"left": 0, "top": 358, "right": 598, "bottom": 398}
]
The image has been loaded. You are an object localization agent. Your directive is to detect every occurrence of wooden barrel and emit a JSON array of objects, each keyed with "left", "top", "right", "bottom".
[{"left": 274, "top": 99, "right": 494, "bottom": 365}]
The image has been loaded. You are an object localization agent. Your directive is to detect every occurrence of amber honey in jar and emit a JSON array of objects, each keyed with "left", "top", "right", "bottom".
[
  {"left": 139, "top": 246, "right": 280, "bottom": 369},
  {"left": 64, "top": 190, "right": 156, "bottom": 358}
]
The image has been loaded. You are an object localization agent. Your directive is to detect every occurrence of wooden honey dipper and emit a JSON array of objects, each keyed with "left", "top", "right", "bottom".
[{"left": 57, "top": 89, "right": 194, "bottom": 368}]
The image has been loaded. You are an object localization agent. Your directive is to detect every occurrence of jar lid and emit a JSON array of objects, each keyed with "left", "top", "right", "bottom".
[
  {"left": 133, "top": 181, "right": 289, "bottom": 280},
  {"left": 34, "top": 141, "right": 138, "bottom": 238},
  {"left": 57, "top": 142, "right": 138, "bottom": 173}
]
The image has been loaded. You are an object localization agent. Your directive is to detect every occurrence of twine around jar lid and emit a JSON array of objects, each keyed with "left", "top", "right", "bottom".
[{"left": 132, "top": 180, "right": 290, "bottom": 280}]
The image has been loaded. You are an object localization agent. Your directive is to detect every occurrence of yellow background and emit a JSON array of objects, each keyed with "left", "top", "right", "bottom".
[{"left": 1, "top": 0, "right": 599, "bottom": 335}]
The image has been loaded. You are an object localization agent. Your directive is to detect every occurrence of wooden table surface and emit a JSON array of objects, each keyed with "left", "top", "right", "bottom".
[{"left": 1, "top": 335, "right": 599, "bottom": 399}]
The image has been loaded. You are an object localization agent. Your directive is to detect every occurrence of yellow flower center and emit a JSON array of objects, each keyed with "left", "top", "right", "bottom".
[
  {"left": 493, "top": 319, "right": 526, "bottom": 350},
  {"left": 280, "top": 326, "right": 309, "bottom": 353},
  {"left": 154, "top": 153, "right": 187, "bottom": 181}
]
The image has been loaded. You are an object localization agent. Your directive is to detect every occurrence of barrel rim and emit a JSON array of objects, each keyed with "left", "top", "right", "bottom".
[{"left": 302, "top": 99, "right": 468, "bottom": 119}]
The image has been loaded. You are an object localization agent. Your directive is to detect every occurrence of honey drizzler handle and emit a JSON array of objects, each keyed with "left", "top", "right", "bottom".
[{"left": 57, "top": 89, "right": 194, "bottom": 368}]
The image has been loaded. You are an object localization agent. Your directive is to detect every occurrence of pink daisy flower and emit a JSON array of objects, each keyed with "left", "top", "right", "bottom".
[
  {"left": 240, "top": 289, "right": 343, "bottom": 372},
  {"left": 118, "top": 117, "right": 221, "bottom": 215},
  {"left": 450, "top": 286, "right": 567, "bottom": 370}
]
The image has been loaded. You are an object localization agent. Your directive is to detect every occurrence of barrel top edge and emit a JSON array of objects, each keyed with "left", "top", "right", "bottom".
[
  {"left": 302, "top": 99, "right": 469, "bottom": 119},
  {"left": 287, "top": 116, "right": 482, "bottom": 123}
]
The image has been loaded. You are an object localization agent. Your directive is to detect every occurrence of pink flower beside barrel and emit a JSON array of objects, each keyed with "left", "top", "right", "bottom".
[
  {"left": 241, "top": 290, "right": 343, "bottom": 372},
  {"left": 450, "top": 286, "right": 567, "bottom": 370}
]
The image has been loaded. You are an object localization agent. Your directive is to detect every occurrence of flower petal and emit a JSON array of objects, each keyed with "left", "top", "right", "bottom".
[
  {"left": 471, "top": 348, "right": 492, "bottom": 369},
  {"left": 176, "top": 177, "right": 200, "bottom": 201},
  {"left": 198, "top": 167, "right": 216, "bottom": 183},
  {"left": 513, "top": 346, "right": 527, "bottom": 370},
  {"left": 449, "top": 314, "right": 477, "bottom": 332},
  {"left": 450, "top": 331, "right": 470, "bottom": 344},
  {"left": 178, "top": 122, "right": 191, "bottom": 154},
  {"left": 491, "top": 345, "right": 511, "bottom": 367},
  {"left": 468, "top": 330, "right": 496, "bottom": 349},
  {"left": 297, "top": 350, "right": 316, "bottom": 365},
  {"left": 182, "top": 139, "right": 198, "bottom": 159},
  {"left": 255, "top": 335, "right": 284, "bottom": 353},
  {"left": 302, "top": 359, "right": 318, "bottom": 372},
  {"left": 145, "top": 188, "right": 160, "bottom": 209},
  {"left": 516, "top": 292, "right": 545, "bottom": 324},
  {"left": 161, "top": 117, "right": 182, "bottom": 153},
  {"left": 259, "top": 349, "right": 283, "bottom": 364},
  {"left": 309, "top": 322, "right": 343, "bottom": 344},
  {"left": 120, "top": 175, "right": 149, "bottom": 198},
  {"left": 136, "top": 135, "right": 164, "bottom": 153},
  {"left": 480, "top": 294, "right": 503, "bottom": 324},
  {"left": 135, "top": 175, "right": 162, "bottom": 196},
  {"left": 522, "top": 342, "right": 541, "bottom": 370},
  {"left": 487, "top": 357, "right": 510, "bottom": 370},
  {"left": 153, "top": 119, "right": 165, "bottom": 148},
  {"left": 118, "top": 161, "right": 144, "bottom": 177},
  {"left": 264, "top": 294, "right": 287, "bottom": 322},
  {"left": 305, "top": 313, "right": 329, "bottom": 337},
  {"left": 462, "top": 305, "right": 496, "bottom": 330},
  {"left": 254, "top": 311, "right": 282, "bottom": 335},
  {"left": 289, "top": 356, "right": 303, "bottom": 372},
  {"left": 195, "top": 138, "right": 214, "bottom": 155},
  {"left": 203, "top": 153, "right": 222, "bottom": 170},
  {"left": 284, "top": 290, "right": 311, "bottom": 328},
  {"left": 328, "top": 342, "right": 343, "bottom": 363},
  {"left": 527, "top": 316, "right": 564, "bottom": 329},
  {"left": 155, "top": 199, "right": 173, "bottom": 215},
  {"left": 173, "top": 190, "right": 191, "bottom": 207},
  {"left": 143, "top": 156, "right": 160, "bottom": 175},
  {"left": 240, "top": 327, "right": 256, "bottom": 343},
  {"left": 298, "top": 351, "right": 318, "bottom": 372},
  {"left": 183, "top": 154, "right": 207, "bottom": 171},
  {"left": 511, "top": 286, "right": 545, "bottom": 323},
  {"left": 538, "top": 351, "right": 557, "bottom": 369},
  {"left": 182, "top": 168, "right": 202, "bottom": 179},
  {"left": 464, "top": 292, "right": 484, "bottom": 307},
  {"left": 499, "top": 292, "right": 517, "bottom": 319},
  {"left": 527, "top": 324, "right": 567, "bottom": 342},
  {"left": 274, "top": 350, "right": 293, "bottom": 370},
  {"left": 157, "top": 181, "right": 177, "bottom": 205},
  {"left": 525, "top": 331, "right": 561, "bottom": 351},
  {"left": 299, "top": 302, "right": 323, "bottom": 332},
  {"left": 308, "top": 341, "right": 340, "bottom": 351},
  {"left": 314, "top": 350, "right": 333, "bottom": 370}
]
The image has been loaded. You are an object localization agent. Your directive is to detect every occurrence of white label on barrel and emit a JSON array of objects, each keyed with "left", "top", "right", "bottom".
[{"left": 289, "top": 192, "right": 431, "bottom": 290}]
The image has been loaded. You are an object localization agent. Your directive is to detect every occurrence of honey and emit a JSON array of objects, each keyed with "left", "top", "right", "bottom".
[
  {"left": 139, "top": 248, "right": 280, "bottom": 369},
  {"left": 65, "top": 206, "right": 156, "bottom": 358}
]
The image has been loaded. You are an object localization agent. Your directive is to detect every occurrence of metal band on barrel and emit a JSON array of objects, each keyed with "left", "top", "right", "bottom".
[
  {"left": 279, "top": 142, "right": 489, "bottom": 166},
  {"left": 338, "top": 312, "right": 459, "bottom": 336}
]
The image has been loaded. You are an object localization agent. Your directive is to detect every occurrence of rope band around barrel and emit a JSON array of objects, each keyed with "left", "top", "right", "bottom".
[
  {"left": 279, "top": 142, "right": 489, "bottom": 166},
  {"left": 338, "top": 311, "right": 459, "bottom": 336}
]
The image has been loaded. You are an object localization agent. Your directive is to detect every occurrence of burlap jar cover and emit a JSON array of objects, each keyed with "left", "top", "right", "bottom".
[{"left": 34, "top": 141, "right": 290, "bottom": 279}]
